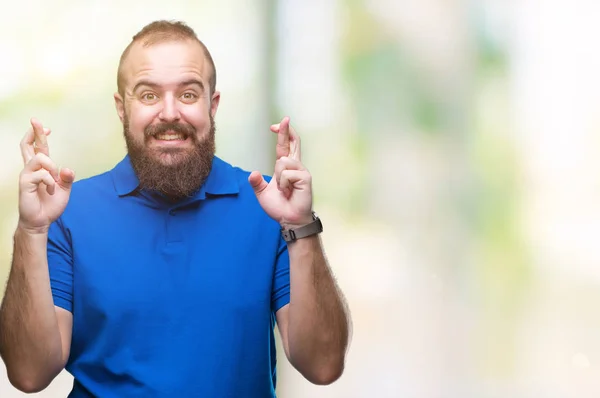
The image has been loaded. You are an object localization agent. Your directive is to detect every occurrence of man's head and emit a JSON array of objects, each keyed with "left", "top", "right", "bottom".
[{"left": 114, "top": 20, "right": 220, "bottom": 199}]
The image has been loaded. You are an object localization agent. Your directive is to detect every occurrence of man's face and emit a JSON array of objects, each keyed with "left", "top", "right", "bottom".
[{"left": 115, "top": 39, "right": 220, "bottom": 198}]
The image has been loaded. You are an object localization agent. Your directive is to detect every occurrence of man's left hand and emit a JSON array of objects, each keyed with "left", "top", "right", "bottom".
[{"left": 249, "top": 116, "right": 314, "bottom": 228}]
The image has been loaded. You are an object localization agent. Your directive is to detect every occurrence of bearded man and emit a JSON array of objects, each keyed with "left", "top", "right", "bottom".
[{"left": 0, "top": 20, "right": 351, "bottom": 398}]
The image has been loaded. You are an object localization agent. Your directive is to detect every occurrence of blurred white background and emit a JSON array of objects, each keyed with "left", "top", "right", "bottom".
[{"left": 2, "top": 0, "right": 600, "bottom": 397}]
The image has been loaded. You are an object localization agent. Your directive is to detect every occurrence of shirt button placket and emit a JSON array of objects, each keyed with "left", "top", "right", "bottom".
[{"left": 166, "top": 208, "right": 179, "bottom": 243}]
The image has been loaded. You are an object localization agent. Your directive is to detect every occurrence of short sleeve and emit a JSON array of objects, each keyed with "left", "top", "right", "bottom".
[
  {"left": 271, "top": 236, "right": 290, "bottom": 313},
  {"left": 47, "top": 217, "right": 74, "bottom": 313}
]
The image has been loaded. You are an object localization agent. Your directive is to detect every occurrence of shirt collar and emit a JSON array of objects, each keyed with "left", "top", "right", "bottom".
[{"left": 111, "top": 155, "right": 240, "bottom": 199}]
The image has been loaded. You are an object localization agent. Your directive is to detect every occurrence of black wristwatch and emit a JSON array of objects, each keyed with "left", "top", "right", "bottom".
[{"left": 281, "top": 212, "right": 323, "bottom": 242}]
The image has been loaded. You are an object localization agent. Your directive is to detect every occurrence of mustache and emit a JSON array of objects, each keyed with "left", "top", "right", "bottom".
[{"left": 144, "top": 122, "right": 196, "bottom": 139}]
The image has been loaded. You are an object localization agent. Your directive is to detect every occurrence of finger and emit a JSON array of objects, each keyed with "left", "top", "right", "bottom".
[
  {"left": 288, "top": 124, "right": 301, "bottom": 161},
  {"left": 58, "top": 167, "right": 75, "bottom": 190},
  {"left": 279, "top": 169, "right": 310, "bottom": 197},
  {"left": 31, "top": 118, "right": 50, "bottom": 156},
  {"left": 270, "top": 123, "right": 280, "bottom": 133},
  {"left": 44, "top": 173, "right": 56, "bottom": 195},
  {"left": 24, "top": 169, "right": 56, "bottom": 195},
  {"left": 275, "top": 116, "right": 290, "bottom": 159},
  {"left": 20, "top": 127, "right": 35, "bottom": 165},
  {"left": 274, "top": 156, "right": 304, "bottom": 191},
  {"left": 21, "top": 127, "right": 53, "bottom": 164},
  {"left": 24, "top": 153, "right": 59, "bottom": 181},
  {"left": 248, "top": 171, "right": 268, "bottom": 196}
]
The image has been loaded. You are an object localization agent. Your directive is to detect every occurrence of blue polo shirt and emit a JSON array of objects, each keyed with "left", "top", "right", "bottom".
[{"left": 47, "top": 155, "right": 291, "bottom": 397}]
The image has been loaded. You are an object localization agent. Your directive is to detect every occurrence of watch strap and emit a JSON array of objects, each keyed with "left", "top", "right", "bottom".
[{"left": 281, "top": 213, "right": 323, "bottom": 242}]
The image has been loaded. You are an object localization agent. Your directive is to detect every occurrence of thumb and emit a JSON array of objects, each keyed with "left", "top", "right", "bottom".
[
  {"left": 58, "top": 167, "right": 75, "bottom": 190},
  {"left": 248, "top": 171, "right": 268, "bottom": 196}
]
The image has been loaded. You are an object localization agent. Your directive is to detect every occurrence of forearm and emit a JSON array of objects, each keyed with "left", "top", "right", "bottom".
[
  {"left": 0, "top": 227, "right": 63, "bottom": 389},
  {"left": 286, "top": 235, "right": 350, "bottom": 383}
]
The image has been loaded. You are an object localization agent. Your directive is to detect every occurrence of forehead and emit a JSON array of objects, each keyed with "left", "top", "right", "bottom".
[{"left": 122, "top": 40, "right": 209, "bottom": 90}]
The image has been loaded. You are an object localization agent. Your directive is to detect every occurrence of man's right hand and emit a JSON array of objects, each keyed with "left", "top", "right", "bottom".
[{"left": 18, "top": 118, "right": 75, "bottom": 235}]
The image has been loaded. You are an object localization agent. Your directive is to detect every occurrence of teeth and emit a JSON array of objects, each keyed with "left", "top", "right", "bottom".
[{"left": 155, "top": 134, "right": 184, "bottom": 141}]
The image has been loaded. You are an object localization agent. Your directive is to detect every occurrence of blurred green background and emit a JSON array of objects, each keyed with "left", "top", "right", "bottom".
[{"left": 2, "top": 0, "right": 600, "bottom": 396}]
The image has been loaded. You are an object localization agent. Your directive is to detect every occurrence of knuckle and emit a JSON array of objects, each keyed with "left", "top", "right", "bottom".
[
  {"left": 34, "top": 152, "right": 46, "bottom": 161},
  {"left": 34, "top": 152, "right": 52, "bottom": 166},
  {"left": 19, "top": 171, "right": 35, "bottom": 186}
]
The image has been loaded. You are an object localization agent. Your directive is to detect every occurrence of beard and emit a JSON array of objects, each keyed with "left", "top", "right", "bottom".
[{"left": 123, "top": 114, "right": 216, "bottom": 199}]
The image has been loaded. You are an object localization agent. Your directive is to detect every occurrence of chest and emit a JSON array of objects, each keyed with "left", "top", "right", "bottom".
[{"left": 69, "top": 200, "right": 277, "bottom": 330}]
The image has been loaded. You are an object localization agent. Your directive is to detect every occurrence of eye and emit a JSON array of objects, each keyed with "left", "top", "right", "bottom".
[
  {"left": 181, "top": 92, "right": 198, "bottom": 102},
  {"left": 141, "top": 92, "right": 157, "bottom": 101}
]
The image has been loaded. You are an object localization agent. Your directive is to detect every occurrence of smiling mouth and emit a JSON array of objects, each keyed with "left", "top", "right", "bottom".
[{"left": 154, "top": 133, "right": 186, "bottom": 140}]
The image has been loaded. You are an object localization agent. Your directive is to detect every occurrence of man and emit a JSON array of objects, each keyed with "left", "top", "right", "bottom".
[{"left": 0, "top": 20, "right": 351, "bottom": 397}]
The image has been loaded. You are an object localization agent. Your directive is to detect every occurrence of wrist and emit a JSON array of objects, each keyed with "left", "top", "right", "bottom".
[
  {"left": 17, "top": 220, "right": 50, "bottom": 237},
  {"left": 280, "top": 215, "right": 314, "bottom": 230}
]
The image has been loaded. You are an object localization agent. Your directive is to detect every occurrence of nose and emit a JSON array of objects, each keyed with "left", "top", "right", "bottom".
[{"left": 158, "top": 94, "right": 181, "bottom": 122}]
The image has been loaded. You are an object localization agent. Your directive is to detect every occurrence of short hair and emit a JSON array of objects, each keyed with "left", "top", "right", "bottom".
[{"left": 117, "top": 20, "right": 217, "bottom": 96}]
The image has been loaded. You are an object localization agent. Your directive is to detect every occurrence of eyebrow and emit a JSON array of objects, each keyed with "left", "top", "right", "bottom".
[{"left": 132, "top": 79, "right": 205, "bottom": 93}]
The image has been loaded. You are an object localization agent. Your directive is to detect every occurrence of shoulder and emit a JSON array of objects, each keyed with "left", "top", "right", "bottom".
[
  {"left": 212, "top": 156, "right": 273, "bottom": 196},
  {"left": 49, "top": 169, "right": 114, "bottom": 236},
  {"left": 69, "top": 170, "right": 114, "bottom": 201},
  {"left": 213, "top": 156, "right": 272, "bottom": 193},
  {"left": 61, "top": 167, "right": 119, "bottom": 224},
  {"left": 211, "top": 156, "right": 279, "bottom": 227}
]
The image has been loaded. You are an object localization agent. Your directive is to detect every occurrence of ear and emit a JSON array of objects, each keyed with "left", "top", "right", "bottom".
[
  {"left": 210, "top": 91, "right": 221, "bottom": 119},
  {"left": 114, "top": 92, "right": 125, "bottom": 123}
]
